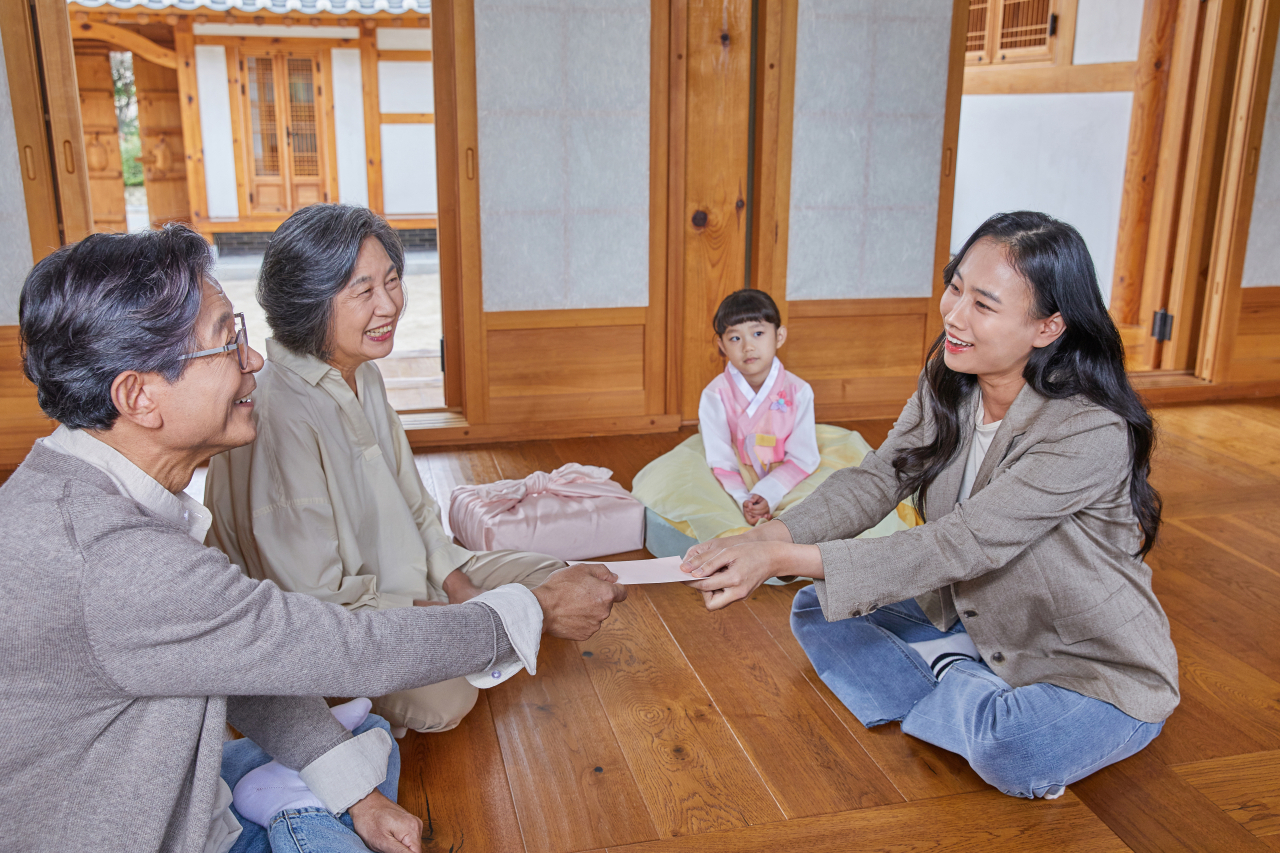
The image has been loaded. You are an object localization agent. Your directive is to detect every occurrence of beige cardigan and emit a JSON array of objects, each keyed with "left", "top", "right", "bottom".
[{"left": 781, "top": 382, "right": 1179, "bottom": 724}]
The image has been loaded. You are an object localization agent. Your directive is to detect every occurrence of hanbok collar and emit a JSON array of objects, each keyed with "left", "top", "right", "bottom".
[{"left": 727, "top": 357, "right": 783, "bottom": 419}]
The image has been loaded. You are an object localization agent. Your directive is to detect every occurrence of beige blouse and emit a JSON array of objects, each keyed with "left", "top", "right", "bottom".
[{"left": 206, "top": 339, "right": 473, "bottom": 610}]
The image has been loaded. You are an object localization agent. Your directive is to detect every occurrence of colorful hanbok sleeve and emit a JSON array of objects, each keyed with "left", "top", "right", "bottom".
[
  {"left": 699, "top": 382, "right": 752, "bottom": 507},
  {"left": 747, "top": 380, "right": 819, "bottom": 512}
]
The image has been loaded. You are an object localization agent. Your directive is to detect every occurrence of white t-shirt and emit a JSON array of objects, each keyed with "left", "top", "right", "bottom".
[{"left": 958, "top": 395, "right": 1003, "bottom": 503}]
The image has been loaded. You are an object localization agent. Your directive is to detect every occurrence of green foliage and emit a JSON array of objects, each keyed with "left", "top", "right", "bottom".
[
  {"left": 120, "top": 133, "right": 144, "bottom": 187},
  {"left": 111, "top": 52, "right": 143, "bottom": 187}
]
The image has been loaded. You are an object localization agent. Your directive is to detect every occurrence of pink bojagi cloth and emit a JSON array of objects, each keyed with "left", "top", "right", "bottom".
[{"left": 448, "top": 463, "right": 645, "bottom": 560}]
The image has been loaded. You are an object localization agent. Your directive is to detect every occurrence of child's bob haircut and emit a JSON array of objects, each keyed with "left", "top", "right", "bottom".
[{"left": 712, "top": 289, "right": 782, "bottom": 336}]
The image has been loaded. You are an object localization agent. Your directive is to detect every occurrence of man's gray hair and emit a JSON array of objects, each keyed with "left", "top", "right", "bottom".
[
  {"left": 20, "top": 225, "right": 211, "bottom": 430},
  {"left": 257, "top": 204, "right": 405, "bottom": 361}
]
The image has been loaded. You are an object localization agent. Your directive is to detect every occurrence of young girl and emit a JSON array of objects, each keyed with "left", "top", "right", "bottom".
[{"left": 699, "top": 290, "right": 820, "bottom": 525}]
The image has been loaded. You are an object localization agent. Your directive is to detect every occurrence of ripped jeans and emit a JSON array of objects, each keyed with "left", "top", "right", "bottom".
[{"left": 790, "top": 586, "right": 1163, "bottom": 799}]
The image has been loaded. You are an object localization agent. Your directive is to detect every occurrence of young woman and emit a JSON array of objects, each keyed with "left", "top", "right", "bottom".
[{"left": 681, "top": 211, "right": 1179, "bottom": 799}]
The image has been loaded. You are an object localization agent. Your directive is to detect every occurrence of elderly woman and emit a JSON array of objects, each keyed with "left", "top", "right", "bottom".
[
  {"left": 0, "top": 225, "right": 625, "bottom": 853},
  {"left": 206, "top": 205, "right": 565, "bottom": 737}
]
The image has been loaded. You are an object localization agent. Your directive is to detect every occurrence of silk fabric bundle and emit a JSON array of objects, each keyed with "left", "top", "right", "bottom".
[{"left": 449, "top": 464, "right": 645, "bottom": 560}]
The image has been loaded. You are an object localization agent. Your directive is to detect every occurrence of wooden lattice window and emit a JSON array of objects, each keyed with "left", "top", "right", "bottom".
[
  {"left": 966, "top": 0, "right": 1061, "bottom": 66},
  {"left": 238, "top": 49, "right": 331, "bottom": 215}
]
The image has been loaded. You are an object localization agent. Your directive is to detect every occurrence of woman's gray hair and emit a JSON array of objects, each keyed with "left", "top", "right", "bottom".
[
  {"left": 19, "top": 225, "right": 210, "bottom": 430},
  {"left": 258, "top": 204, "right": 405, "bottom": 361}
]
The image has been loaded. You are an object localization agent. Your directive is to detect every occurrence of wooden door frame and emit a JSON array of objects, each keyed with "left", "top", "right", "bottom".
[{"left": 1198, "top": 0, "right": 1280, "bottom": 380}]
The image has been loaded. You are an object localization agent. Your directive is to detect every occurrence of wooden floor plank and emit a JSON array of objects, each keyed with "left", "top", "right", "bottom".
[
  {"left": 1155, "top": 403, "right": 1280, "bottom": 474},
  {"left": 488, "top": 635, "right": 659, "bottom": 853},
  {"left": 1179, "top": 513, "right": 1280, "bottom": 576},
  {"left": 743, "top": 583, "right": 988, "bottom": 801},
  {"left": 644, "top": 582, "right": 903, "bottom": 818},
  {"left": 1149, "top": 524, "right": 1280, "bottom": 614},
  {"left": 396, "top": 692, "right": 526, "bottom": 853},
  {"left": 602, "top": 790, "right": 1128, "bottom": 852},
  {"left": 578, "top": 591, "right": 784, "bottom": 837},
  {"left": 1149, "top": 564, "right": 1280, "bottom": 682},
  {"left": 489, "top": 439, "right": 567, "bottom": 481},
  {"left": 1174, "top": 750, "right": 1280, "bottom": 840},
  {"left": 1072, "top": 747, "right": 1273, "bottom": 852}
]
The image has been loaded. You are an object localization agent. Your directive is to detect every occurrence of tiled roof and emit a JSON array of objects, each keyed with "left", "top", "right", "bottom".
[{"left": 69, "top": 0, "right": 429, "bottom": 13}]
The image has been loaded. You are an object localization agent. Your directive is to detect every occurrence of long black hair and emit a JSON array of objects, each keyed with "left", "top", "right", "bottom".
[{"left": 891, "top": 211, "right": 1162, "bottom": 558}]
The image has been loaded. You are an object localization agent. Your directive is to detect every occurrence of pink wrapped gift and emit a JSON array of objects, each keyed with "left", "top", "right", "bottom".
[{"left": 448, "top": 463, "right": 645, "bottom": 560}]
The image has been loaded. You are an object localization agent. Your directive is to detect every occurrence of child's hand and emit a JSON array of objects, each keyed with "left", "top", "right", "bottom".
[{"left": 742, "top": 495, "right": 772, "bottom": 525}]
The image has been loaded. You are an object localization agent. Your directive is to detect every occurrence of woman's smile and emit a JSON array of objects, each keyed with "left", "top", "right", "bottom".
[
  {"left": 365, "top": 322, "right": 395, "bottom": 343},
  {"left": 944, "top": 332, "right": 973, "bottom": 354}
]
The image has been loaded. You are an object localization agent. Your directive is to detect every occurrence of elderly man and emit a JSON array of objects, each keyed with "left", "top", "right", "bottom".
[{"left": 0, "top": 226, "right": 626, "bottom": 853}]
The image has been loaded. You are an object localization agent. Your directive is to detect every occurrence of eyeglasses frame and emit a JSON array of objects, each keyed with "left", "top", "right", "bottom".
[{"left": 179, "top": 312, "right": 250, "bottom": 370}]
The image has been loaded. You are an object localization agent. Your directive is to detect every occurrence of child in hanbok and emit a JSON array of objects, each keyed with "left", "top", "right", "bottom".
[
  {"left": 698, "top": 290, "right": 819, "bottom": 525},
  {"left": 631, "top": 289, "right": 915, "bottom": 559}
]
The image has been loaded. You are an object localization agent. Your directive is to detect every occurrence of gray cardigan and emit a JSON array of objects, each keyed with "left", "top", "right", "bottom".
[
  {"left": 782, "top": 383, "right": 1179, "bottom": 724},
  {"left": 0, "top": 446, "right": 517, "bottom": 853}
]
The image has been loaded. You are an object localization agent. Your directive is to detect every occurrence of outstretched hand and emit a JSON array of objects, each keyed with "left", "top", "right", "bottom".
[
  {"left": 532, "top": 563, "right": 628, "bottom": 641},
  {"left": 680, "top": 520, "right": 821, "bottom": 611}
]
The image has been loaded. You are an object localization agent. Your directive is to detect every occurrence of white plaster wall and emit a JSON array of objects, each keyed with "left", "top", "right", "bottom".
[
  {"left": 0, "top": 34, "right": 32, "bottom": 323},
  {"left": 786, "top": 1, "right": 953, "bottom": 301},
  {"left": 952, "top": 93, "right": 1132, "bottom": 307},
  {"left": 1241, "top": 31, "right": 1280, "bottom": 287},
  {"left": 377, "top": 28, "right": 432, "bottom": 50},
  {"left": 381, "top": 124, "right": 437, "bottom": 215},
  {"left": 378, "top": 61, "right": 434, "bottom": 114},
  {"left": 331, "top": 48, "right": 368, "bottom": 207},
  {"left": 1073, "top": 0, "right": 1144, "bottom": 66},
  {"left": 474, "top": 0, "right": 650, "bottom": 312},
  {"left": 194, "top": 45, "right": 239, "bottom": 219}
]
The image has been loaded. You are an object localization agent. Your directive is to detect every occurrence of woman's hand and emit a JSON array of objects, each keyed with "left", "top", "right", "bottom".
[
  {"left": 681, "top": 518, "right": 793, "bottom": 568},
  {"left": 349, "top": 789, "right": 423, "bottom": 853},
  {"left": 682, "top": 539, "right": 823, "bottom": 611}
]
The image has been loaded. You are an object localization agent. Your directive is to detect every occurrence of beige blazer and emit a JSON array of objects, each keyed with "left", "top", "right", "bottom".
[{"left": 782, "top": 382, "right": 1179, "bottom": 724}]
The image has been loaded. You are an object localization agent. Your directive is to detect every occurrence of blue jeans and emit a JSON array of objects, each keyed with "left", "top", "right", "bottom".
[
  {"left": 221, "top": 714, "right": 402, "bottom": 853},
  {"left": 790, "top": 586, "right": 1163, "bottom": 798}
]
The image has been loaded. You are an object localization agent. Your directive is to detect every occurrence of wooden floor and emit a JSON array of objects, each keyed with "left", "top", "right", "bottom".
[{"left": 404, "top": 399, "right": 1280, "bottom": 853}]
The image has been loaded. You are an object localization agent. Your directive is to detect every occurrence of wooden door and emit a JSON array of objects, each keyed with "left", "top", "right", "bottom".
[
  {"left": 239, "top": 49, "right": 331, "bottom": 215},
  {"left": 74, "top": 44, "right": 127, "bottom": 234},
  {"left": 134, "top": 56, "right": 189, "bottom": 226},
  {"left": 280, "top": 54, "right": 326, "bottom": 208}
]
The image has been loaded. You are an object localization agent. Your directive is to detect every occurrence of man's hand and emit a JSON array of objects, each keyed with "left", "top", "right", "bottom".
[
  {"left": 441, "top": 568, "right": 483, "bottom": 604},
  {"left": 742, "top": 495, "right": 772, "bottom": 525},
  {"left": 531, "top": 563, "right": 628, "bottom": 641},
  {"left": 348, "top": 789, "right": 423, "bottom": 853}
]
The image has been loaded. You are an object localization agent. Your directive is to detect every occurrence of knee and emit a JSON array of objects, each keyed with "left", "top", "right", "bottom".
[
  {"left": 429, "top": 685, "right": 480, "bottom": 732},
  {"left": 790, "top": 585, "right": 824, "bottom": 633}
]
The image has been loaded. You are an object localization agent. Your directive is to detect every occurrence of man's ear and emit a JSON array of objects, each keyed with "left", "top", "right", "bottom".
[
  {"left": 1032, "top": 313, "right": 1065, "bottom": 349},
  {"left": 110, "top": 371, "right": 164, "bottom": 429},
  {"left": 775, "top": 325, "right": 788, "bottom": 348}
]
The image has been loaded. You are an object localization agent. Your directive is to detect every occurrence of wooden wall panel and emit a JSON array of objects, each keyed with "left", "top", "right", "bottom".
[
  {"left": 784, "top": 300, "right": 928, "bottom": 421},
  {"left": 134, "top": 56, "right": 191, "bottom": 226},
  {"left": 1228, "top": 287, "right": 1280, "bottom": 382},
  {"left": 0, "top": 326, "right": 56, "bottom": 480},
  {"left": 486, "top": 322, "right": 647, "bottom": 423},
  {"left": 75, "top": 45, "right": 127, "bottom": 234}
]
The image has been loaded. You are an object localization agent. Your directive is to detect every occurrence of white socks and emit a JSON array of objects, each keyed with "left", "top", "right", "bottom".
[
  {"left": 908, "top": 633, "right": 979, "bottom": 680},
  {"left": 232, "top": 698, "right": 372, "bottom": 828}
]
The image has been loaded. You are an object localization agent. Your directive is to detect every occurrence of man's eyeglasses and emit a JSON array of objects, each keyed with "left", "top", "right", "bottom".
[{"left": 180, "top": 313, "right": 250, "bottom": 370}]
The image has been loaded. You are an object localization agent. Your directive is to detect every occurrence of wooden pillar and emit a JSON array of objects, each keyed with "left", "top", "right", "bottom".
[
  {"left": 677, "top": 0, "right": 754, "bottom": 420},
  {"left": 1110, "top": 0, "right": 1180, "bottom": 327},
  {"left": 360, "top": 22, "right": 385, "bottom": 214},
  {"left": 173, "top": 18, "right": 209, "bottom": 234},
  {"left": 32, "top": 0, "right": 93, "bottom": 243}
]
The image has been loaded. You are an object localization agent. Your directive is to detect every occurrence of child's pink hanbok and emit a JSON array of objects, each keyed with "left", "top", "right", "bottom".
[{"left": 698, "top": 357, "right": 820, "bottom": 514}]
